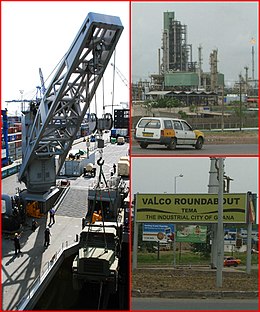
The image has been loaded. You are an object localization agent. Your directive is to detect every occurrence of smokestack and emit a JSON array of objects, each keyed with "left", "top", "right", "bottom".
[
  {"left": 158, "top": 48, "right": 161, "bottom": 75},
  {"left": 250, "top": 38, "right": 256, "bottom": 80}
]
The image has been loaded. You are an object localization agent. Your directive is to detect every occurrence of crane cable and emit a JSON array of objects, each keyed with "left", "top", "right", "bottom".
[
  {"left": 93, "top": 38, "right": 98, "bottom": 116},
  {"left": 111, "top": 50, "right": 116, "bottom": 115},
  {"left": 102, "top": 76, "right": 105, "bottom": 115}
]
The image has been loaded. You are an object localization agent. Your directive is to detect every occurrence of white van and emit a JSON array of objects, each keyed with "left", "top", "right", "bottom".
[{"left": 134, "top": 117, "right": 204, "bottom": 150}]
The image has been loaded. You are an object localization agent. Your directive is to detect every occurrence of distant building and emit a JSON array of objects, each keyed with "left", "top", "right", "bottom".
[{"left": 133, "top": 11, "right": 225, "bottom": 103}]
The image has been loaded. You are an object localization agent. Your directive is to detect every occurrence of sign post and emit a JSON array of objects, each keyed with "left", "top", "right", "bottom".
[
  {"left": 133, "top": 192, "right": 249, "bottom": 270},
  {"left": 173, "top": 236, "right": 176, "bottom": 267},
  {"left": 132, "top": 195, "right": 138, "bottom": 270},
  {"left": 136, "top": 193, "right": 247, "bottom": 223},
  {"left": 246, "top": 192, "right": 255, "bottom": 274},
  {"left": 216, "top": 158, "right": 224, "bottom": 287}
]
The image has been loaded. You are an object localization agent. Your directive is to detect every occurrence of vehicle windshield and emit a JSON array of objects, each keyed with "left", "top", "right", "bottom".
[
  {"left": 181, "top": 121, "right": 193, "bottom": 131},
  {"left": 138, "top": 119, "right": 160, "bottom": 129}
]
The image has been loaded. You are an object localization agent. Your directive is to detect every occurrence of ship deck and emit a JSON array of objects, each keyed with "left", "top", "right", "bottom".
[{"left": 2, "top": 138, "right": 129, "bottom": 310}]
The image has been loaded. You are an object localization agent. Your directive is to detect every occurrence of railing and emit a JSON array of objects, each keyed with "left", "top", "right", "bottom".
[{"left": 16, "top": 240, "right": 74, "bottom": 310}]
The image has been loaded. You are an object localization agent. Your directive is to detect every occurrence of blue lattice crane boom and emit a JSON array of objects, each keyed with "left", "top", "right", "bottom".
[{"left": 18, "top": 12, "right": 123, "bottom": 193}]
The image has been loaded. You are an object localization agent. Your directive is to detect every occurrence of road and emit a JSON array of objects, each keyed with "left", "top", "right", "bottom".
[
  {"left": 131, "top": 144, "right": 258, "bottom": 156},
  {"left": 131, "top": 297, "right": 258, "bottom": 310}
]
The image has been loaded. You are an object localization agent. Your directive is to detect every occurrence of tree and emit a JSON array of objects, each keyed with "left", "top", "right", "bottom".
[
  {"left": 190, "top": 230, "right": 211, "bottom": 258},
  {"left": 178, "top": 110, "right": 187, "bottom": 119},
  {"left": 190, "top": 242, "right": 211, "bottom": 258}
]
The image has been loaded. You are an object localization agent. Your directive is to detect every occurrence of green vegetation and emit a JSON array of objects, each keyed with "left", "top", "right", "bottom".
[
  {"left": 178, "top": 110, "right": 187, "bottom": 119},
  {"left": 232, "top": 101, "right": 247, "bottom": 117},
  {"left": 137, "top": 249, "right": 259, "bottom": 267},
  {"left": 190, "top": 242, "right": 211, "bottom": 258},
  {"left": 143, "top": 99, "right": 182, "bottom": 109},
  {"left": 204, "top": 130, "right": 258, "bottom": 137},
  {"left": 137, "top": 250, "right": 210, "bottom": 265}
]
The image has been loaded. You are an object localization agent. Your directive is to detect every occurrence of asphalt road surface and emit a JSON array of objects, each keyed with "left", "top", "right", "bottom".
[
  {"left": 131, "top": 298, "right": 258, "bottom": 310},
  {"left": 131, "top": 144, "right": 258, "bottom": 156}
]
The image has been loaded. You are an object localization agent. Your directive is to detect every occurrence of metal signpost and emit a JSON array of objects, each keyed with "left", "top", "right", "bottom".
[
  {"left": 216, "top": 158, "right": 224, "bottom": 287},
  {"left": 132, "top": 190, "right": 249, "bottom": 271}
]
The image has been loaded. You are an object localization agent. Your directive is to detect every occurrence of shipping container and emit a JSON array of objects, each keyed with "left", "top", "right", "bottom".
[
  {"left": 14, "top": 123, "right": 22, "bottom": 131},
  {"left": 9, "top": 148, "right": 16, "bottom": 156},
  {"left": 62, "top": 152, "right": 95, "bottom": 177},
  {"left": 8, "top": 134, "right": 16, "bottom": 142},
  {"left": 16, "top": 146, "right": 22, "bottom": 153},
  {"left": 16, "top": 133, "right": 22, "bottom": 140},
  {"left": 8, "top": 142, "right": 16, "bottom": 151},
  {"left": 15, "top": 141, "right": 22, "bottom": 148},
  {"left": 14, "top": 152, "right": 22, "bottom": 160}
]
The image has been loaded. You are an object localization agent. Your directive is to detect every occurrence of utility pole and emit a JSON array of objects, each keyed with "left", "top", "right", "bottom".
[
  {"left": 244, "top": 66, "right": 248, "bottom": 95},
  {"left": 216, "top": 158, "right": 224, "bottom": 288},
  {"left": 246, "top": 192, "right": 254, "bottom": 274},
  {"left": 174, "top": 174, "right": 183, "bottom": 194},
  {"left": 208, "top": 158, "right": 219, "bottom": 269},
  {"left": 132, "top": 194, "right": 138, "bottom": 271},
  {"left": 239, "top": 74, "right": 242, "bottom": 131}
]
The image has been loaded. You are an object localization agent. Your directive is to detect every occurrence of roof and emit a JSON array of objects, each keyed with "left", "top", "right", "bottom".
[
  {"left": 145, "top": 91, "right": 172, "bottom": 96},
  {"left": 138, "top": 116, "right": 186, "bottom": 122},
  {"left": 200, "top": 111, "right": 231, "bottom": 117},
  {"left": 145, "top": 90, "right": 218, "bottom": 96}
]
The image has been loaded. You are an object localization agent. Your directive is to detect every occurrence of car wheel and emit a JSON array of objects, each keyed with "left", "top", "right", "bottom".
[
  {"left": 167, "top": 138, "right": 177, "bottom": 150},
  {"left": 195, "top": 137, "right": 203, "bottom": 150},
  {"left": 140, "top": 142, "right": 148, "bottom": 149},
  {"left": 234, "top": 263, "right": 238, "bottom": 267}
]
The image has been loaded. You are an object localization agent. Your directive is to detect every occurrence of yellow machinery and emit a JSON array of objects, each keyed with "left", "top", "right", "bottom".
[{"left": 26, "top": 201, "right": 44, "bottom": 218}]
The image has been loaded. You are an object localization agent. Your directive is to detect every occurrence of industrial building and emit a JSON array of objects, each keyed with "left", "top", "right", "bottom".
[
  {"left": 133, "top": 11, "right": 224, "bottom": 103},
  {"left": 133, "top": 11, "right": 258, "bottom": 105}
]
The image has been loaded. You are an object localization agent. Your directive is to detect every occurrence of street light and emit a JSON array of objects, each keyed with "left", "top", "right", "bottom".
[{"left": 174, "top": 174, "right": 183, "bottom": 194}]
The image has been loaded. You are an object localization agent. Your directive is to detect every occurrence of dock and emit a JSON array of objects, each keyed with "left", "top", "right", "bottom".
[{"left": 2, "top": 140, "right": 129, "bottom": 310}]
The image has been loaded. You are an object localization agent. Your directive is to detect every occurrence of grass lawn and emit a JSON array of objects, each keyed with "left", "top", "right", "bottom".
[{"left": 137, "top": 250, "right": 259, "bottom": 267}]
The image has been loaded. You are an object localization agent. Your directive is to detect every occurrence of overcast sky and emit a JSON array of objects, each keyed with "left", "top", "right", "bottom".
[
  {"left": 132, "top": 157, "right": 258, "bottom": 196},
  {"left": 2, "top": 1, "right": 258, "bottom": 115},
  {"left": 132, "top": 1, "right": 258, "bottom": 85},
  {"left": 2, "top": 1, "right": 129, "bottom": 116}
]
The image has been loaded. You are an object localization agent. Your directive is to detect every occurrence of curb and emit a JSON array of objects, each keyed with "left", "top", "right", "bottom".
[{"left": 132, "top": 290, "right": 258, "bottom": 299}]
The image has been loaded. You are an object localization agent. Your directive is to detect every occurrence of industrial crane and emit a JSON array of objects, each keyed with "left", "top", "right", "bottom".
[
  {"left": 36, "top": 68, "right": 47, "bottom": 102},
  {"left": 3, "top": 13, "right": 129, "bottom": 307},
  {"left": 38, "top": 67, "right": 46, "bottom": 95},
  {"left": 6, "top": 68, "right": 46, "bottom": 107},
  {"left": 18, "top": 12, "right": 123, "bottom": 193},
  {"left": 110, "top": 62, "right": 128, "bottom": 87}
]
